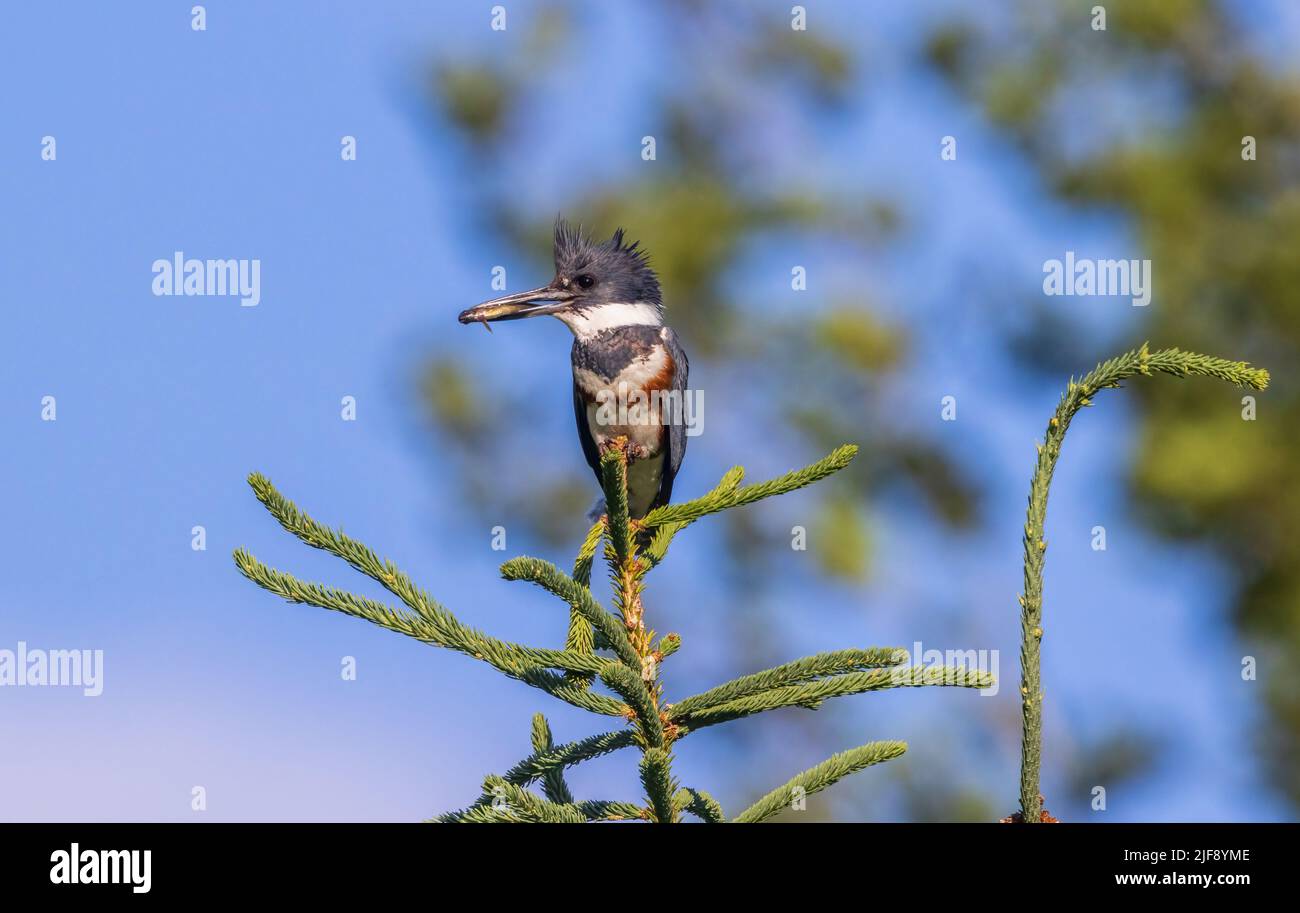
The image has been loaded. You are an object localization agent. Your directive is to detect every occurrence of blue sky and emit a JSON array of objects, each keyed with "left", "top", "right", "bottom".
[{"left": 0, "top": 2, "right": 1291, "bottom": 822}]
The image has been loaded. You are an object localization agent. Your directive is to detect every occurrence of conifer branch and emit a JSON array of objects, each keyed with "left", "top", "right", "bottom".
[
  {"left": 501, "top": 557, "right": 641, "bottom": 670},
  {"left": 600, "top": 663, "right": 665, "bottom": 748},
  {"left": 438, "top": 778, "right": 647, "bottom": 824},
  {"left": 235, "top": 444, "right": 994, "bottom": 822},
  {"left": 643, "top": 466, "right": 745, "bottom": 568},
  {"left": 572, "top": 518, "right": 604, "bottom": 588},
  {"left": 673, "top": 787, "right": 725, "bottom": 823},
  {"left": 474, "top": 778, "right": 588, "bottom": 823},
  {"left": 641, "top": 444, "right": 858, "bottom": 529},
  {"left": 231, "top": 550, "right": 607, "bottom": 683},
  {"left": 1016, "top": 345, "right": 1269, "bottom": 823},
  {"left": 435, "top": 805, "right": 527, "bottom": 824},
  {"left": 598, "top": 447, "right": 650, "bottom": 656},
  {"left": 452, "top": 728, "right": 637, "bottom": 819},
  {"left": 640, "top": 748, "right": 678, "bottom": 823},
  {"left": 673, "top": 665, "right": 992, "bottom": 733},
  {"left": 239, "top": 475, "right": 620, "bottom": 678},
  {"left": 655, "top": 633, "right": 681, "bottom": 659},
  {"left": 501, "top": 730, "right": 639, "bottom": 786},
  {"left": 531, "top": 714, "right": 574, "bottom": 805},
  {"left": 642, "top": 520, "right": 685, "bottom": 569},
  {"left": 244, "top": 472, "right": 438, "bottom": 611},
  {"left": 232, "top": 548, "right": 625, "bottom": 716},
  {"left": 600, "top": 450, "right": 633, "bottom": 566},
  {"left": 514, "top": 669, "right": 627, "bottom": 717},
  {"left": 573, "top": 800, "right": 649, "bottom": 822},
  {"left": 565, "top": 519, "right": 605, "bottom": 687},
  {"left": 668, "top": 647, "right": 909, "bottom": 718},
  {"left": 733, "top": 741, "right": 908, "bottom": 823}
]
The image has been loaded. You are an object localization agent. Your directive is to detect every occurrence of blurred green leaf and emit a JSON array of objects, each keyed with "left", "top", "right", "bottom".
[{"left": 810, "top": 496, "right": 872, "bottom": 582}]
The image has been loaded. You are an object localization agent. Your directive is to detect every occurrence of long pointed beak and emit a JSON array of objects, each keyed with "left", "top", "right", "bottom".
[{"left": 458, "top": 285, "right": 574, "bottom": 325}]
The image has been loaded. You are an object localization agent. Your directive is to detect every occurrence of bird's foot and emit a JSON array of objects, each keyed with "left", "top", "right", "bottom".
[
  {"left": 598, "top": 437, "right": 630, "bottom": 459},
  {"left": 599, "top": 436, "right": 647, "bottom": 461}
]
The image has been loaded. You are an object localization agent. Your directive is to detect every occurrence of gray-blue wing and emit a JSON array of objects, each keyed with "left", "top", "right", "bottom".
[
  {"left": 572, "top": 382, "right": 602, "bottom": 485},
  {"left": 653, "top": 325, "right": 690, "bottom": 510}
]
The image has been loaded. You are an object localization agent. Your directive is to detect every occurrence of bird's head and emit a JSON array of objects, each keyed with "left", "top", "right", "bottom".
[{"left": 458, "top": 218, "right": 662, "bottom": 333}]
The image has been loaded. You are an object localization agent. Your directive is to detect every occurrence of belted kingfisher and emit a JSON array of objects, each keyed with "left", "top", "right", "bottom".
[{"left": 458, "top": 219, "right": 689, "bottom": 518}]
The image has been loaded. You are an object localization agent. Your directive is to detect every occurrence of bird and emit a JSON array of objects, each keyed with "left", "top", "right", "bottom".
[{"left": 458, "top": 218, "right": 689, "bottom": 519}]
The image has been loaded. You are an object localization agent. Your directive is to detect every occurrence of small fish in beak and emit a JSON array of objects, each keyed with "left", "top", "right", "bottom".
[{"left": 457, "top": 284, "right": 575, "bottom": 329}]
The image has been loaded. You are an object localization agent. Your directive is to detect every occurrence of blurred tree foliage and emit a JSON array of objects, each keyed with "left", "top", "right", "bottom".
[
  {"left": 412, "top": 0, "right": 1288, "bottom": 818},
  {"left": 927, "top": 0, "right": 1300, "bottom": 808},
  {"left": 415, "top": 1, "right": 987, "bottom": 820},
  {"left": 421, "top": 1, "right": 978, "bottom": 571}
]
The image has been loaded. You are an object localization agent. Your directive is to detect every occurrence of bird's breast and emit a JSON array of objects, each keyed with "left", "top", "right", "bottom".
[
  {"left": 574, "top": 345, "right": 674, "bottom": 397},
  {"left": 573, "top": 330, "right": 677, "bottom": 458}
]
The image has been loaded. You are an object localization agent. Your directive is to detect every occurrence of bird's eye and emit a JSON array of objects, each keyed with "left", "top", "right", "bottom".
[{"left": 575, "top": 274, "right": 595, "bottom": 289}]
